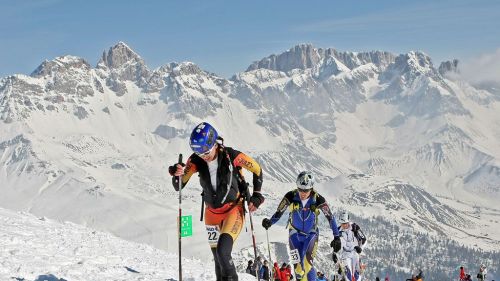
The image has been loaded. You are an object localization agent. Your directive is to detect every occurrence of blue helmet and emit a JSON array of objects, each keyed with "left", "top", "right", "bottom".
[{"left": 189, "top": 122, "right": 218, "bottom": 154}]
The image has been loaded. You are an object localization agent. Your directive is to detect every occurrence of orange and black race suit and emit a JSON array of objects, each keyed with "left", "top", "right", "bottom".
[{"left": 171, "top": 145, "right": 263, "bottom": 281}]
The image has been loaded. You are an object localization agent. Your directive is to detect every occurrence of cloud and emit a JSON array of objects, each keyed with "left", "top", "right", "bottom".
[
  {"left": 459, "top": 48, "right": 500, "bottom": 84},
  {"left": 293, "top": 2, "right": 498, "bottom": 34}
]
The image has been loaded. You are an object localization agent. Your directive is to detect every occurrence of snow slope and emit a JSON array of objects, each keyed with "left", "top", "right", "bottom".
[{"left": 0, "top": 207, "right": 256, "bottom": 281}]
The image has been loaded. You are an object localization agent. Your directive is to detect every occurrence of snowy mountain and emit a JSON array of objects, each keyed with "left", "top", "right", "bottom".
[{"left": 1, "top": 42, "right": 500, "bottom": 279}]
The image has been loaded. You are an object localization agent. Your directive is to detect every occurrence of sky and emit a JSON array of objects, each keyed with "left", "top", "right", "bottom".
[{"left": 1, "top": 0, "right": 500, "bottom": 78}]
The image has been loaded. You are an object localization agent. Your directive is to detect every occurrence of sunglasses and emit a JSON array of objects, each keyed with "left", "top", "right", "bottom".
[{"left": 298, "top": 189, "right": 311, "bottom": 193}]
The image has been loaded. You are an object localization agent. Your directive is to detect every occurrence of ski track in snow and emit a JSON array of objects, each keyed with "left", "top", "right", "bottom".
[{"left": 0, "top": 207, "right": 255, "bottom": 281}]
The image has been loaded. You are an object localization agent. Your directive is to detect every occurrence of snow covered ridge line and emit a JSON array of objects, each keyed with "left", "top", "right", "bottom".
[
  {"left": 0, "top": 41, "right": 475, "bottom": 123},
  {"left": 0, "top": 207, "right": 256, "bottom": 281}
]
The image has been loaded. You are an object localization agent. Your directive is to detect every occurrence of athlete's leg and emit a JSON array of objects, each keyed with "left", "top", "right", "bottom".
[
  {"left": 210, "top": 247, "right": 223, "bottom": 281},
  {"left": 205, "top": 207, "right": 226, "bottom": 281},
  {"left": 303, "top": 233, "right": 318, "bottom": 281},
  {"left": 217, "top": 234, "right": 238, "bottom": 280},
  {"left": 218, "top": 204, "right": 244, "bottom": 280},
  {"left": 289, "top": 232, "right": 306, "bottom": 280},
  {"left": 342, "top": 257, "right": 353, "bottom": 281},
  {"left": 354, "top": 254, "right": 361, "bottom": 281}
]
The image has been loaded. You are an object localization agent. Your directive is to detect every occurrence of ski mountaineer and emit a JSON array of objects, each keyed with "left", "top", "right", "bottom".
[
  {"left": 169, "top": 122, "right": 265, "bottom": 281},
  {"left": 460, "top": 266, "right": 466, "bottom": 281},
  {"left": 261, "top": 171, "right": 341, "bottom": 281},
  {"left": 334, "top": 211, "right": 367, "bottom": 281},
  {"left": 477, "top": 264, "right": 486, "bottom": 281}
]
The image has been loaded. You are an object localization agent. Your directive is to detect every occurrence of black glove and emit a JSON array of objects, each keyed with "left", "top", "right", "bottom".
[
  {"left": 352, "top": 223, "right": 360, "bottom": 232},
  {"left": 332, "top": 252, "right": 338, "bottom": 263},
  {"left": 330, "top": 236, "right": 341, "bottom": 252},
  {"left": 262, "top": 218, "right": 272, "bottom": 229},
  {"left": 249, "top": 192, "right": 265, "bottom": 208},
  {"left": 168, "top": 163, "right": 185, "bottom": 176},
  {"left": 354, "top": 246, "right": 362, "bottom": 254}
]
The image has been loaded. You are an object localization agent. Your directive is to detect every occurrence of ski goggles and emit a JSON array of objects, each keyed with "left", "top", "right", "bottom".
[
  {"left": 195, "top": 146, "right": 214, "bottom": 157},
  {"left": 298, "top": 188, "right": 312, "bottom": 193}
]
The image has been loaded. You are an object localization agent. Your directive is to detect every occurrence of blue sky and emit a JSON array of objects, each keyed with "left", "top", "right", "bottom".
[{"left": 1, "top": 0, "right": 499, "bottom": 78}]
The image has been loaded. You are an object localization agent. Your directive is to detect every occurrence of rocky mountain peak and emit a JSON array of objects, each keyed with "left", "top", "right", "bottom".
[
  {"left": 171, "top": 62, "right": 204, "bottom": 76},
  {"left": 401, "top": 51, "right": 434, "bottom": 72},
  {"left": 381, "top": 51, "right": 438, "bottom": 82},
  {"left": 98, "top": 42, "right": 144, "bottom": 70},
  {"left": 321, "top": 49, "right": 396, "bottom": 70},
  {"left": 96, "top": 42, "right": 151, "bottom": 94},
  {"left": 246, "top": 43, "right": 321, "bottom": 72},
  {"left": 438, "top": 59, "right": 460, "bottom": 76},
  {"left": 31, "top": 56, "right": 91, "bottom": 78}
]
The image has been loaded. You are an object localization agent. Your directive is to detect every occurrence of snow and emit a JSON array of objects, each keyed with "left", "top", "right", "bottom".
[{"left": 0, "top": 207, "right": 257, "bottom": 281}]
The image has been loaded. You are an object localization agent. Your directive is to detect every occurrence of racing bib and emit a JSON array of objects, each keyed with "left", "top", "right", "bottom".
[
  {"left": 289, "top": 249, "right": 300, "bottom": 264},
  {"left": 206, "top": 225, "right": 220, "bottom": 247}
]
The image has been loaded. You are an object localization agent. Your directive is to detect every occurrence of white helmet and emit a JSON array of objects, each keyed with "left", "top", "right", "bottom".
[
  {"left": 296, "top": 171, "right": 315, "bottom": 190},
  {"left": 339, "top": 211, "right": 350, "bottom": 224}
]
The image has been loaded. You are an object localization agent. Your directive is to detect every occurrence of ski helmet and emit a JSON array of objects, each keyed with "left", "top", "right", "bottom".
[
  {"left": 296, "top": 171, "right": 315, "bottom": 190},
  {"left": 189, "top": 122, "right": 218, "bottom": 155},
  {"left": 339, "top": 211, "right": 350, "bottom": 224}
]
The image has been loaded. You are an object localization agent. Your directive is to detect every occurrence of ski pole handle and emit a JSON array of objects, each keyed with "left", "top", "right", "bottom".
[{"left": 177, "top": 154, "right": 183, "bottom": 190}]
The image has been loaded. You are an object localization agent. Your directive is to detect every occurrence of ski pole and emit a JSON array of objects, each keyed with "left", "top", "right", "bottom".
[
  {"left": 177, "top": 154, "right": 183, "bottom": 281},
  {"left": 266, "top": 229, "right": 273, "bottom": 280},
  {"left": 352, "top": 258, "right": 355, "bottom": 281},
  {"left": 245, "top": 185, "right": 259, "bottom": 280}
]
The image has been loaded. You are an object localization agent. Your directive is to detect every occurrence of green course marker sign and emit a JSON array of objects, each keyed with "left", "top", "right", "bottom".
[{"left": 180, "top": 215, "right": 192, "bottom": 237}]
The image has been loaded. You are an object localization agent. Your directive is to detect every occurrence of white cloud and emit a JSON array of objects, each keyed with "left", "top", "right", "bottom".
[{"left": 460, "top": 48, "right": 500, "bottom": 84}]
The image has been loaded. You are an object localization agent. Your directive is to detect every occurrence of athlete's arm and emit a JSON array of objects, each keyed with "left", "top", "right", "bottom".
[
  {"left": 269, "top": 192, "right": 294, "bottom": 224},
  {"left": 232, "top": 151, "right": 263, "bottom": 192},
  {"left": 316, "top": 194, "right": 340, "bottom": 237}
]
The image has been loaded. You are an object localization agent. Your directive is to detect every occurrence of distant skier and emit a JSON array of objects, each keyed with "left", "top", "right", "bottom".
[
  {"left": 262, "top": 171, "right": 341, "bottom": 281},
  {"left": 260, "top": 260, "right": 271, "bottom": 281},
  {"left": 460, "top": 266, "right": 466, "bottom": 281},
  {"left": 272, "top": 262, "right": 281, "bottom": 281},
  {"left": 246, "top": 260, "right": 256, "bottom": 276},
  {"left": 333, "top": 211, "right": 367, "bottom": 281},
  {"left": 276, "top": 262, "right": 293, "bottom": 281},
  {"left": 169, "top": 122, "right": 265, "bottom": 281},
  {"left": 476, "top": 264, "right": 486, "bottom": 281},
  {"left": 286, "top": 264, "right": 294, "bottom": 280}
]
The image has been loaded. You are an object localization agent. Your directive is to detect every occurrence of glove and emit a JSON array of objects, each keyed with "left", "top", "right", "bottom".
[
  {"left": 330, "top": 236, "right": 341, "bottom": 252},
  {"left": 249, "top": 192, "right": 265, "bottom": 208},
  {"left": 332, "top": 252, "right": 338, "bottom": 263},
  {"left": 354, "top": 246, "right": 362, "bottom": 254},
  {"left": 168, "top": 163, "right": 185, "bottom": 176},
  {"left": 262, "top": 218, "right": 272, "bottom": 229},
  {"left": 352, "top": 223, "right": 360, "bottom": 232}
]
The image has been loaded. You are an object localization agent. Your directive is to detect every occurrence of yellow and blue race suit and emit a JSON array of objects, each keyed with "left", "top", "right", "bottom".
[{"left": 268, "top": 190, "right": 339, "bottom": 281}]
